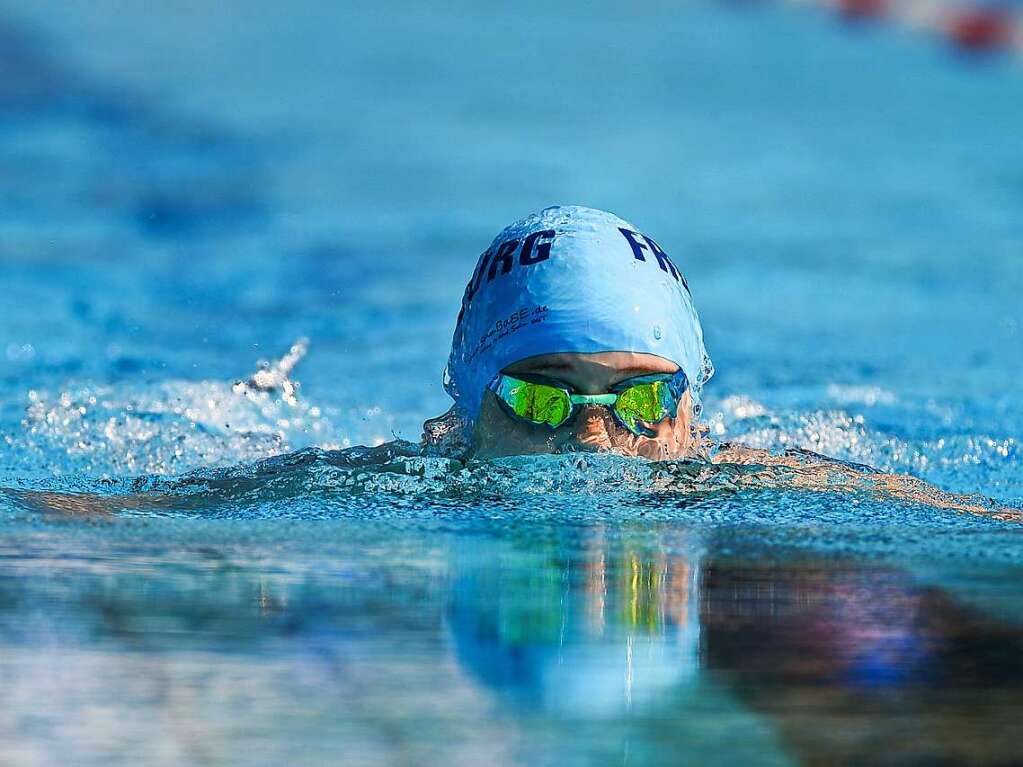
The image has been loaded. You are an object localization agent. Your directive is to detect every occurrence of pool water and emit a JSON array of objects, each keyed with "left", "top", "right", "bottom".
[{"left": 0, "top": 1, "right": 1021, "bottom": 764}]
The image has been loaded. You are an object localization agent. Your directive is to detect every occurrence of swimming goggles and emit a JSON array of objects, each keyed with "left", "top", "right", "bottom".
[{"left": 487, "top": 370, "right": 688, "bottom": 436}]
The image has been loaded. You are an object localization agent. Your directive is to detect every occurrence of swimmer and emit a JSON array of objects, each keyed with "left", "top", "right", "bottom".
[
  {"left": 4, "top": 206, "right": 1018, "bottom": 521},
  {"left": 427, "top": 205, "right": 708, "bottom": 461},
  {"left": 419, "top": 205, "right": 1017, "bottom": 519}
]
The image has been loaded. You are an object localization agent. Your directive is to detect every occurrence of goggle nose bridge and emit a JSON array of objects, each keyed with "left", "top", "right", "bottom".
[{"left": 568, "top": 393, "right": 618, "bottom": 407}]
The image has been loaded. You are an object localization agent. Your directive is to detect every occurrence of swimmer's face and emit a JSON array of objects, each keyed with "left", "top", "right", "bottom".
[{"left": 471, "top": 351, "right": 696, "bottom": 460}]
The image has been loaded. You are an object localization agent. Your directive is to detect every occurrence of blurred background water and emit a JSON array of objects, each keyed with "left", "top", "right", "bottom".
[{"left": 0, "top": 1, "right": 1021, "bottom": 765}]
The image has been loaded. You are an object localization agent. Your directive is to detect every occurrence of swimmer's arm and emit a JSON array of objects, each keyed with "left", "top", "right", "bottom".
[
  {"left": 712, "top": 443, "right": 1023, "bottom": 522},
  {"left": 1, "top": 440, "right": 429, "bottom": 519},
  {"left": 0, "top": 487, "right": 154, "bottom": 518}
]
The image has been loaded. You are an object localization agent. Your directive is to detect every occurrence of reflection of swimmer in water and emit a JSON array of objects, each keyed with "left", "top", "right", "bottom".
[
  {"left": 448, "top": 530, "right": 702, "bottom": 715},
  {"left": 6, "top": 205, "right": 1018, "bottom": 520},
  {"left": 447, "top": 531, "right": 1023, "bottom": 764}
]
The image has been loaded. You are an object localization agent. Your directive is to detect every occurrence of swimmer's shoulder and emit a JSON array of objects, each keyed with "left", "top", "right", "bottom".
[
  {"left": 711, "top": 442, "right": 874, "bottom": 473},
  {"left": 710, "top": 442, "right": 770, "bottom": 466},
  {"left": 322, "top": 439, "right": 423, "bottom": 467}
]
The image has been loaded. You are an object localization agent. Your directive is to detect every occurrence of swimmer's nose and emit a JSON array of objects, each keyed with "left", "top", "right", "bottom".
[{"left": 561, "top": 405, "right": 615, "bottom": 452}]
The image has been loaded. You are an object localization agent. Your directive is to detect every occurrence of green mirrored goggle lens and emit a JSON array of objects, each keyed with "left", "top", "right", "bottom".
[
  {"left": 613, "top": 380, "right": 673, "bottom": 433},
  {"left": 493, "top": 374, "right": 681, "bottom": 434},
  {"left": 496, "top": 376, "right": 572, "bottom": 428}
]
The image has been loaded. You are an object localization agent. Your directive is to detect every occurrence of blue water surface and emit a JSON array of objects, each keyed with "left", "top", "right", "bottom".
[{"left": 0, "top": 2, "right": 1021, "bottom": 765}]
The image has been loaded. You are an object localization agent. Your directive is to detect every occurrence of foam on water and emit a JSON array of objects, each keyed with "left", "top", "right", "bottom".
[{"left": 706, "top": 392, "right": 1023, "bottom": 498}]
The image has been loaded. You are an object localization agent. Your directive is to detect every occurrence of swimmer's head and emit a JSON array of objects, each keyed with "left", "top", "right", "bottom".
[{"left": 441, "top": 205, "right": 712, "bottom": 459}]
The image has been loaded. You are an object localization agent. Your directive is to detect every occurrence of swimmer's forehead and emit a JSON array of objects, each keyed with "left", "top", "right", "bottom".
[{"left": 504, "top": 351, "right": 678, "bottom": 385}]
